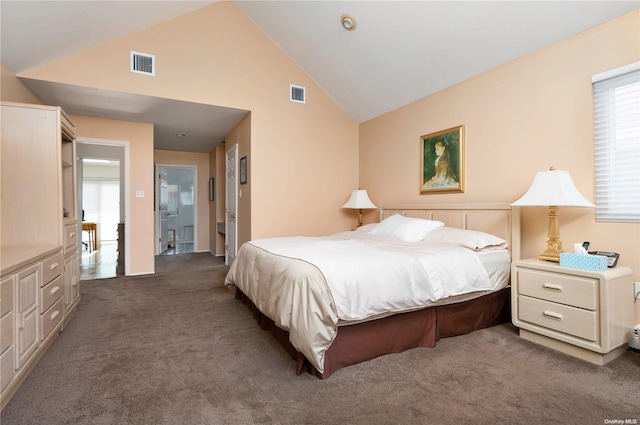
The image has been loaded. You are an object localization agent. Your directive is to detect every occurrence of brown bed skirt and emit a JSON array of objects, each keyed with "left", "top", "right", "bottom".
[{"left": 234, "top": 287, "right": 511, "bottom": 379}]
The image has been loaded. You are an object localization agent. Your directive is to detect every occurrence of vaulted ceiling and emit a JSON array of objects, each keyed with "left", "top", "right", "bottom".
[{"left": 2, "top": 1, "right": 637, "bottom": 152}]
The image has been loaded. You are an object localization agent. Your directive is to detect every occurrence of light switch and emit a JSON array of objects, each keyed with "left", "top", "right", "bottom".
[{"left": 136, "top": 190, "right": 145, "bottom": 198}]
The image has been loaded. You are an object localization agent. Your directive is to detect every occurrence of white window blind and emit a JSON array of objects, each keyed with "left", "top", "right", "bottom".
[{"left": 593, "top": 67, "right": 640, "bottom": 222}]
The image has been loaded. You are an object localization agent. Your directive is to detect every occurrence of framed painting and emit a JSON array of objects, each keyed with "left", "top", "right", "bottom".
[
  {"left": 240, "top": 156, "right": 247, "bottom": 185},
  {"left": 420, "top": 125, "right": 464, "bottom": 194},
  {"left": 209, "top": 178, "right": 215, "bottom": 202}
]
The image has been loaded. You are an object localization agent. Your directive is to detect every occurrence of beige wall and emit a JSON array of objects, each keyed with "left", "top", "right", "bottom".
[
  {"left": 1, "top": 62, "right": 42, "bottom": 104},
  {"left": 19, "top": 2, "right": 360, "bottom": 251},
  {"left": 154, "top": 150, "right": 210, "bottom": 253},
  {"left": 360, "top": 11, "right": 640, "bottom": 322},
  {"left": 8, "top": 4, "right": 637, "bottom": 322},
  {"left": 72, "top": 115, "right": 155, "bottom": 275}
]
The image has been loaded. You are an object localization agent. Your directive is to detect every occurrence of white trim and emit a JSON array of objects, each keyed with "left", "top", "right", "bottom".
[
  {"left": 77, "top": 137, "right": 131, "bottom": 275},
  {"left": 592, "top": 61, "right": 640, "bottom": 83}
]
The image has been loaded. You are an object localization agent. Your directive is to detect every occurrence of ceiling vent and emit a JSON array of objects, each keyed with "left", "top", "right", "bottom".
[
  {"left": 130, "top": 51, "right": 155, "bottom": 76},
  {"left": 290, "top": 85, "right": 306, "bottom": 103}
]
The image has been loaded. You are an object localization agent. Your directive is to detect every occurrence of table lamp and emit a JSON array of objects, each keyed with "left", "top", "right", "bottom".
[
  {"left": 511, "top": 168, "right": 595, "bottom": 262},
  {"left": 342, "top": 189, "right": 376, "bottom": 228}
]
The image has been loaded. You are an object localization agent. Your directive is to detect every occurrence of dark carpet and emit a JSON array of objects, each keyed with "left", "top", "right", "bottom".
[{"left": 1, "top": 252, "right": 638, "bottom": 425}]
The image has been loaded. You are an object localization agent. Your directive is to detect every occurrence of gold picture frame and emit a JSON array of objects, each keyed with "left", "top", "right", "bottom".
[{"left": 420, "top": 125, "right": 464, "bottom": 194}]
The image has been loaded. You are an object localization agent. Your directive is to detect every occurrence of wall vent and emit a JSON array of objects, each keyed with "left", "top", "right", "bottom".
[
  {"left": 130, "top": 51, "right": 155, "bottom": 76},
  {"left": 290, "top": 84, "right": 306, "bottom": 103}
]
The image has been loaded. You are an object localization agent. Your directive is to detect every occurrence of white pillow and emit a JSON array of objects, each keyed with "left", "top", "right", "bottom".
[
  {"left": 369, "top": 214, "right": 444, "bottom": 243},
  {"left": 421, "top": 227, "right": 508, "bottom": 251}
]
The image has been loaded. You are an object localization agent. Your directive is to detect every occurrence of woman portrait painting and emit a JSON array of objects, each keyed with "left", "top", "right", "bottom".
[{"left": 421, "top": 126, "right": 464, "bottom": 193}]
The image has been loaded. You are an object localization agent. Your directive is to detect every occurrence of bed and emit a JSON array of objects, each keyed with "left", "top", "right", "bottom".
[{"left": 224, "top": 204, "right": 521, "bottom": 378}]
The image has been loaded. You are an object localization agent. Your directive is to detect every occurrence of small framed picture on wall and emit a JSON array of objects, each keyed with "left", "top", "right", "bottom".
[
  {"left": 240, "top": 156, "right": 247, "bottom": 184},
  {"left": 209, "top": 178, "right": 215, "bottom": 201}
]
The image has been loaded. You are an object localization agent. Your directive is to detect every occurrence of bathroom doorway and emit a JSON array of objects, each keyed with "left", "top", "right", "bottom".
[{"left": 157, "top": 165, "right": 196, "bottom": 255}]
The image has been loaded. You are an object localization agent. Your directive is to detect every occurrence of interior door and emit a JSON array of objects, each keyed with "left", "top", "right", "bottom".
[
  {"left": 156, "top": 168, "right": 169, "bottom": 253},
  {"left": 225, "top": 145, "right": 238, "bottom": 266}
]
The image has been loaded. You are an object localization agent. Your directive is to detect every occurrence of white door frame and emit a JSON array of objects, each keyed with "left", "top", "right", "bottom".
[
  {"left": 225, "top": 144, "right": 238, "bottom": 266},
  {"left": 155, "top": 166, "right": 169, "bottom": 254},
  {"left": 76, "top": 137, "right": 130, "bottom": 275}
]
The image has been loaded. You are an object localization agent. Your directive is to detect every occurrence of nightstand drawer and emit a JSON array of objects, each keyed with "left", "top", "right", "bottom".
[
  {"left": 518, "top": 295, "right": 598, "bottom": 342},
  {"left": 518, "top": 268, "right": 597, "bottom": 310}
]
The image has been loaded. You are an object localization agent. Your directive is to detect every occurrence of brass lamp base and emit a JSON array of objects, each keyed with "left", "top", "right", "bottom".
[
  {"left": 537, "top": 250, "right": 562, "bottom": 263},
  {"left": 537, "top": 205, "right": 562, "bottom": 262},
  {"left": 356, "top": 209, "right": 364, "bottom": 227}
]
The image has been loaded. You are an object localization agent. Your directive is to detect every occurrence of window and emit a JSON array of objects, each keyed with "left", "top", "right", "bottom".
[{"left": 592, "top": 64, "right": 640, "bottom": 222}]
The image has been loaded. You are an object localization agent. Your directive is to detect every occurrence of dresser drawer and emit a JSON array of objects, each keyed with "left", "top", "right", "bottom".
[
  {"left": 0, "top": 311, "right": 13, "bottom": 353},
  {"left": 41, "top": 298, "right": 64, "bottom": 340},
  {"left": 0, "top": 346, "right": 14, "bottom": 392},
  {"left": 518, "top": 295, "right": 598, "bottom": 342},
  {"left": 518, "top": 268, "right": 597, "bottom": 310},
  {"left": 64, "top": 223, "right": 78, "bottom": 251},
  {"left": 41, "top": 275, "right": 63, "bottom": 314},
  {"left": 0, "top": 276, "right": 14, "bottom": 317},
  {"left": 42, "top": 251, "right": 63, "bottom": 286}
]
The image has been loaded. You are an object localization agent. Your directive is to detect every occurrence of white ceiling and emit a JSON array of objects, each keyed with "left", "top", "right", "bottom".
[{"left": 2, "top": 1, "right": 638, "bottom": 152}]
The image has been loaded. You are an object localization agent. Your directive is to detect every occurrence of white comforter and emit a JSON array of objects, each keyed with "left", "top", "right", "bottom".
[{"left": 224, "top": 232, "right": 496, "bottom": 373}]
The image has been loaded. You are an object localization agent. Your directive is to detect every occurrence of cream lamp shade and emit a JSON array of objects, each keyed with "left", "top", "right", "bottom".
[
  {"left": 511, "top": 168, "right": 595, "bottom": 262},
  {"left": 342, "top": 189, "right": 376, "bottom": 227}
]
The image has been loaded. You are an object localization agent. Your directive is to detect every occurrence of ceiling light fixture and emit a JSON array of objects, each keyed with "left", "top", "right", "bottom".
[
  {"left": 176, "top": 133, "right": 186, "bottom": 138},
  {"left": 341, "top": 14, "right": 357, "bottom": 31}
]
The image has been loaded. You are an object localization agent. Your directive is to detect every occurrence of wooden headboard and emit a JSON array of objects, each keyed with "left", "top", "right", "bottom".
[{"left": 380, "top": 204, "right": 521, "bottom": 260}]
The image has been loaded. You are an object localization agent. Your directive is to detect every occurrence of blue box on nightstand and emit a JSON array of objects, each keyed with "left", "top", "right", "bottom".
[{"left": 559, "top": 253, "right": 608, "bottom": 271}]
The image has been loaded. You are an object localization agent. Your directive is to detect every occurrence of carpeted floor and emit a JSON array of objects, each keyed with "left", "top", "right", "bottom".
[{"left": 1, "top": 252, "right": 638, "bottom": 425}]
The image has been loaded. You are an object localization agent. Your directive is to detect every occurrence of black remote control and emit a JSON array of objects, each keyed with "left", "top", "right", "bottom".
[{"left": 588, "top": 251, "right": 619, "bottom": 268}]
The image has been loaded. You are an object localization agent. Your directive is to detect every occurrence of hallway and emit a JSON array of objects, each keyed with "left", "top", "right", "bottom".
[
  {"left": 80, "top": 241, "right": 196, "bottom": 280},
  {"left": 80, "top": 241, "right": 117, "bottom": 280}
]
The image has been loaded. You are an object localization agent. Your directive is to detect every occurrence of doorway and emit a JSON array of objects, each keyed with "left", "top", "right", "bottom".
[
  {"left": 77, "top": 140, "right": 127, "bottom": 280},
  {"left": 157, "top": 165, "right": 196, "bottom": 255}
]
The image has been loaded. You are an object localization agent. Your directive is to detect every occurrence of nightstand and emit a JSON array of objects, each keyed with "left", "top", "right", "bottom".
[{"left": 511, "top": 258, "right": 635, "bottom": 365}]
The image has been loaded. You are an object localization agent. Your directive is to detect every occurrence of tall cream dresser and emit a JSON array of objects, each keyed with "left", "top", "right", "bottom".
[
  {"left": 0, "top": 102, "right": 80, "bottom": 410},
  {"left": 512, "top": 258, "right": 635, "bottom": 365}
]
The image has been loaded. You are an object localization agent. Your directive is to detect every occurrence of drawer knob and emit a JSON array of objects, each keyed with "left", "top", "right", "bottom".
[
  {"left": 543, "top": 310, "right": 563, "bottom": 321},
  {"left": 50, "top": 263, "right": 59, "bottom": 271},
  {"left": 50, "top": 311, "right": 60, "bottom": 321},
  {"left": 50, "top": 286, "right": 60, "bottom": 296},
  {"left": 543, "top": 283, "right": 563, "bottom": 292}
]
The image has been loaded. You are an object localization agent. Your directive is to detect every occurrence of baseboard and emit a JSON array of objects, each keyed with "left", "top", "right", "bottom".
[{"left": 519, "top": 329, "right": 626, "bottom": 365}]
